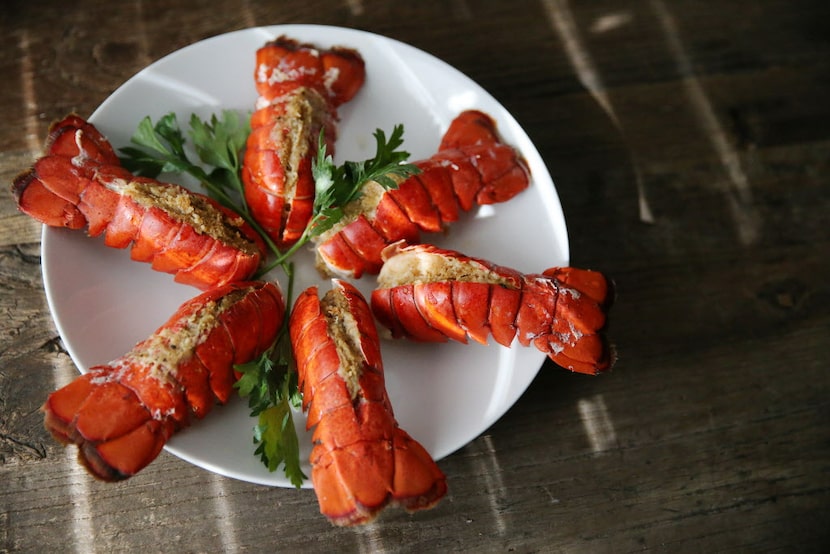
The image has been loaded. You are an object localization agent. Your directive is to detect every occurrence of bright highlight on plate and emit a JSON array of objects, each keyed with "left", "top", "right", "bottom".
[{"left": 41, "top": 24, "right": 569, "bottom": 488}]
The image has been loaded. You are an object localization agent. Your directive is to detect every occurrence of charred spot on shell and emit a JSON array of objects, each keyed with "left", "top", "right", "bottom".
[
  {"left": 112, "top": 178, "right": 259, "bottom": 255},
  {"left": 320, "top": 287, "right": 365, "bottom": 401},
  {"left": 11, "top": 169, "right": 36, "bottom": 204},
  {"left": 377, "top": 248, "right": 514, "bottom": 289}
]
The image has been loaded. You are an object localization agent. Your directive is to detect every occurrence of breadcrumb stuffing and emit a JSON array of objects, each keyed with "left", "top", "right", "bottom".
[
  {"left": 271, "top": 86, "right": 330, "bottom": 202},
  {"left": 321, "top": 287, "right": 364, "bottom": 400},
  {"left": 377, "top": 249, "right": 512, "bottom": 288},
  {"left": 119, "top": 288, "right": 251, "bottom": 394},
  {"left": 112, "top": 178, "right": 258, "bottom": 255}
]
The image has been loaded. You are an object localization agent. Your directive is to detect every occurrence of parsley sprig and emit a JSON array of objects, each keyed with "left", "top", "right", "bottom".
[
  {"left": 259, "top": 125, "right": 421, "bottom": 272},
  {"left": 312, "top": 124, "right": 419, "bottom": 234},
  {"left": 118, "top": 111, "right": 418, "bottom": 488},
  {"left": 119, "top": 111, "right": 247, "bottom": 211},
  {"left": 119, "top": 111, "right": 284, "bottom": 264},
  {"left": 234, "top": 301, "right": 306, "bottom": 487}
]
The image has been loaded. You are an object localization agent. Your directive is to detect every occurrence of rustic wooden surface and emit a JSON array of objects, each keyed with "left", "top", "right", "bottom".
[{"left": 2, "top": 1, "right": 829, "bottom": 552}]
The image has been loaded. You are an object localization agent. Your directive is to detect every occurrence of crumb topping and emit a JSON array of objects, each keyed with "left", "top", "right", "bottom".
[
  {"left": 377, "top": 249, "right": 513, "bottom": 288},
  {"left": 115, "top": 288, "right": 251, "bottom": 397},
  {"left": 321, "top": 287, "right": 364, "bottom": 400},
  {"left": 270, "top": 86, "right": 330, "bottom": 201},
  {"left": 109, "top": 177, "right": 258, "bottom": 255}
]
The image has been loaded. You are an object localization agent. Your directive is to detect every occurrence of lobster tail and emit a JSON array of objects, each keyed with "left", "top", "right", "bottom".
[
  {"left": 12, "top": 115, "right": 265, "bottom": 290},
  {"left": 289, "top": 280, "right": 447, "bottom": 526},
  {"left": 42, "top": 281, "right": 285, "bottom": 481},
  {"left": 242, "top": 37, "right": 366, "bottom": 248},
  {"left": 313, "top": 110, "right": 531, "bottom": 278},
  {"left": 371, "top": 244, "right": 615, "bottom": 375}
]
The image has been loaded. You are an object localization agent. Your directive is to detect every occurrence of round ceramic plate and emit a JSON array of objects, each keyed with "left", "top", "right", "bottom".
[{"left": 41, "top": 24, "right": 569, "bottom": 488}]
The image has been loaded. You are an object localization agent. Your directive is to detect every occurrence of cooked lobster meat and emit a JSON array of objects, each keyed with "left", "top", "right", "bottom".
[
  {"left": 371, "top": 243, "right": 615, "bottom": 375},
  {"left": 42, "top": 281, "right": 284, "bottom": 481},
  {"left": 242, "top": 36, "right": 366, "bottom": 248},
  {"left": 313, "top": 110, "right": 530, "bottom": 278},
  {"left": 12, "top": 114, "right": 265, "bottom": 290},
  {"left": 289, "top": 279, "right": 447, "bottom": 525}
]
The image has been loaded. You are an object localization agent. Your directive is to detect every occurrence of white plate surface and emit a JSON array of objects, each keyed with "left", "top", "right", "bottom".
[{"left": 41, "top": 25, "right": 569, "bottom": 488}]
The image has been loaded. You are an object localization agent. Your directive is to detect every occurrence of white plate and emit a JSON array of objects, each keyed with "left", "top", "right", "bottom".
[{"left": 41, "top": 25, "right": 569, "bottom": 488}]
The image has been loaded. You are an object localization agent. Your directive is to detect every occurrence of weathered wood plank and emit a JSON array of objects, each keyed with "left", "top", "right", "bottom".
[{"left": 1, "top": 0, "right": 829, "bottom": 551}]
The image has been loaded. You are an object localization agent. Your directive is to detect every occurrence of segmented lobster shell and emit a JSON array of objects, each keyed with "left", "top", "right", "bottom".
[
  {"left": 242, "top": 36, "right": 366, "bottom": 248},
  {"left": 42, "top": 281, "right": 285, "bottom": 481},
  {"left": 12, "top": 115, "right": 265, "bottom": 290},
  {"left": 313, "top": 110, "right": 530, "bottom": 278},
  {"left": 371, "top": 244, "right": 615, "bottom": 375},
  {"left": 289, "top": 280, "right": 447, "bottom": 526}
]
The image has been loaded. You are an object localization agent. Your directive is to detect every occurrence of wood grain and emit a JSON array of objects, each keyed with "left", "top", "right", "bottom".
[{"left": 1, "top": 0, "right": 829, "bottom": 552}]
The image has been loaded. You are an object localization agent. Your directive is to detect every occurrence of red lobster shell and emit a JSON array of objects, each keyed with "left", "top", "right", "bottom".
[
  {"left": 242, "top": 36, "right": 366, "bottom": 248},
  {"left": 371, "top": 244, "right": 615, "bottom": 375},
  {"left": 42, "top": 281, "right": 284, "bottom": 481},
  {"left": 313, "top": 110, "right": 530, "bottom": 278},
  {"left": 289, "top": 279, "right": 447, "bottom": 525},
  {"left": 12, "top": 115, "right": 265, "bottom": 290}
]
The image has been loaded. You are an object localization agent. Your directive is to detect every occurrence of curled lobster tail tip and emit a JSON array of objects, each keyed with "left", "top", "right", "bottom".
[
  {"left": 537, "top": 266, "right": 616, "bottom": 374},
  {"left": 289, "top": 280, "right": 447, "bottom": 526},
  {"left": 313, "top": 426, "right": 448, "bottom": 527},
  {"left": 41, "top": 281, "right": 285, "bottom": 481},
  {"left": 11, "top": 115, "right": 118, "bottom": 230},
  {"left": 256, "top": 36, "right": 365, "bottom": 106},
  {"left": 41, "top": 113, "right": 120, "bottom": 166},
  {"left": 42, "top": 372, "right": 173, "bottom": 481},
  {"left": 438, "top": 109, "right": 501, "bottom": 150}
]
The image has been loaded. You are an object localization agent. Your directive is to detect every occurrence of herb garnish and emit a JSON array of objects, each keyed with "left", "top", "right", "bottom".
[
  {"left": 119, "top": 111, "right": 284, "bottom": 263},
  {"left": 259, "top": 125, "right": 420, "bottom": 272},
  {"left": 234, "top": 303, "right": 306, "bottom": 487}
]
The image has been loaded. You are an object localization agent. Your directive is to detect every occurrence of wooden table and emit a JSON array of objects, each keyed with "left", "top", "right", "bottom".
[{"left": 2, "top": 1, "right": 828, "bottom": 551}]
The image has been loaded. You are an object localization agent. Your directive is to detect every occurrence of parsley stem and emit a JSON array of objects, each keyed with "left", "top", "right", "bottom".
[
  {"left": 194, "top": 173, "right": 240, "bottom": 213},
  {"left": 189, "top": 171, "right": 291, "bottom": 277},
  {"left": 225, "top": 168, "right": 251, "bottom": 217},
  {"left": 254, "top": 223, "right": 316, "bottom": 277}
]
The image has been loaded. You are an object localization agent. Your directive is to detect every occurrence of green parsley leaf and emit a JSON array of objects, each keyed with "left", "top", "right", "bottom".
[
  {"left": 188, "top": 111, "right": 250, "bottom": 207},
  {"left": 309, "top": 125, "right": 419, "bottom": 236},
  {"left": 120, "top": 114, "right": 199, "bottom": 177},
  {"left": 260, "top": 124, "right": 420, "bottom": 273},
  {"left": 251, "top": 369, "right": 305, "bottom": 487},
  {"left": 234, "top": 309, "right": 306, "bottom": 488}
]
